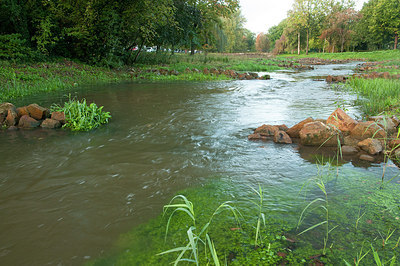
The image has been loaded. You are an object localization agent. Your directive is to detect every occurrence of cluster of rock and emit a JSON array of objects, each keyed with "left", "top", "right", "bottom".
[
  {"left": 326, "top": 72, "right": 400, "bottom": 83},
  {"left": 0, "top": 103, "right": 66, "bottom": 130},
  {"left": 248, "top": 108, "right": 400, "bottom": 163},
  {"left": 129, "top": 68, "right": 271, "bottom": 80}
]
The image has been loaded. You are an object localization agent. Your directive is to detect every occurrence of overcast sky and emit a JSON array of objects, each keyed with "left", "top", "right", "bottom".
[{"left": 240, "top": 0, "right": 369, "bottom": 34}]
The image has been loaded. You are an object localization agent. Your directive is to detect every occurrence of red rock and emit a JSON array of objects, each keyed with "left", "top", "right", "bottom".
[
  {"left": 203, "top": 68, "right": 209, "bottom": 75},
  {"left": 41, "top": 118, "right": 61, "bottom": 129},
  {"left": 326, "top": 75, "right": 333, "bottom": 82},
  {"left": 358, "top": 138, "right": 383, "bottom": 155},
  {"left": 254, "top": 124, "right": 279, "bottom": 136},
  {"left": 343, "top": 136, "right": 359, "bottom": 146},
  {"left": 326, "top": 108, "right": 357, "bottom": 133},
  {"left": 350, "top": 121, "right": 386, "bottom": 140},
  {"left": 273, "top": 130, "right": 292, "bottom": 144},
  {"left": 51, "top": 111, "right": 66, "bottom": 124},
  {"left": 248, "top": 133, "right": 262, "bottom": 140},
  {"left": 287, "top": 117, "right": 314, "bottom": 138},
  {"left": 299, "top": 121, "right": 341, "bottom": 146},
  {"left": 27, "top": 104, "right": 49, "bottom": 120},
  {"left": 6, "top": 108, "right": 18, "bottom": 126},
  {"left": 16, "top": 106, "right": 29, "bottom": 118},
  {"left": 18, "top": 115, "right": 40, "bottom": 128},
  {"left": 275, "top": 124, "right": 289, "bottom": 131},
  {"left": 389, "top": 139, "right": 400, "bottom": 149}
]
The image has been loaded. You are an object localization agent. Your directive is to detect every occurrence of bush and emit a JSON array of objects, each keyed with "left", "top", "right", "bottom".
[
  {"left": 51, "top": 97, "right": 111, "bottom": 131},
  {"left": 0, "top": 34, "right": 36, "bottom": 61}
]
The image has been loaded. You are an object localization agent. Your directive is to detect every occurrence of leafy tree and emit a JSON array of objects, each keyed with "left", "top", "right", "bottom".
[{"left": 255, "top": 33, "right": 270, "bottom": 52}]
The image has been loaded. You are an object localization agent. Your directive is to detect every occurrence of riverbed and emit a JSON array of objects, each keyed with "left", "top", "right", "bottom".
[{"left": 0, "top": 63, "right": 399, "bottom": 265}]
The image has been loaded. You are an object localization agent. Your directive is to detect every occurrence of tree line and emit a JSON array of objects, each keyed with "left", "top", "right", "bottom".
[
  {"left": 257, "top": 0, "right": 399, "bottom": 54},
  {"left": 0, "top": 0, "right": 255, "bottom": 65}
]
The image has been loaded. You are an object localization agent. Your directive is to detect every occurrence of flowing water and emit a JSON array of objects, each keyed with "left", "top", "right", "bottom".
[{"left": 0, "top": 63, "right": 398, "bottom": 265}]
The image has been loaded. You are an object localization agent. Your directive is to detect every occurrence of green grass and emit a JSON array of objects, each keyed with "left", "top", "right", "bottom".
[
  {"left": 0, "top": 60, "right": 131, "bottom": 103},
  {"left": 345, "top": 77, "right": 400, "bottom": 116}
]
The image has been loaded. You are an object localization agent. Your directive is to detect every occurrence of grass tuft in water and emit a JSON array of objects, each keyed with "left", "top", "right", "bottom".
[{"left": 51, "top": 95, "right": 111, "bottom": 131}]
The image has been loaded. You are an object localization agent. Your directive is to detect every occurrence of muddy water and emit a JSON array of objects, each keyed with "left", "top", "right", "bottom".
[{"left": 0, "top": 63, "right": 396, "bottom": 265}]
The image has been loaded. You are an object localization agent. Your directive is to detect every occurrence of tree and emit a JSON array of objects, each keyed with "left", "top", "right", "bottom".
[
  {"left": 320, "top": 8, "right": 360, "bottom": 52},
  {"left": 255, "top": 33, "right": 270, "bottom": 52}
]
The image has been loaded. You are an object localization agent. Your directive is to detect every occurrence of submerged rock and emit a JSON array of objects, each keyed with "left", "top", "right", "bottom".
[
  {"left": 359, "top": 154, "right": 375, "bottom": 162},
  {"left": 341, "top": 145, "right": 358, "bottom": 155}
]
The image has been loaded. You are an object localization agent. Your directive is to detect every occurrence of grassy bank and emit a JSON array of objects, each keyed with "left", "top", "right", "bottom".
[
  {"left": 346, "top": 78, "right": 400, "bottom": 117},
  {"left": 0, "top": 54, "right": 291, "bottom": 103}
]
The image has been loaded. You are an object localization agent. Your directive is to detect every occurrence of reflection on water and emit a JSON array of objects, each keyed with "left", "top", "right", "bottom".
[{"left": 0, "top": 63, "right": 397, "bottom": 265}]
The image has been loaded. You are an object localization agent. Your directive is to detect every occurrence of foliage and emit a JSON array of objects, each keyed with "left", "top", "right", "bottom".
[
  {"left": 51, "top": 96, "right": 111, "bottom": 131},
  {"left": 255, "top": 33, "right": 270, "bottom": 52},
  {"left": 0, "top": 34, "right": 34, "bottom": 61}
]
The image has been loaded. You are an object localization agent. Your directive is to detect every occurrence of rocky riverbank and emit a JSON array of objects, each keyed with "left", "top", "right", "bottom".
[
  {"left": 0, "top": 102, "right": 65, "bottom": 130},
  {"left": 249, "top": 108, "right": 400, "bottom": 163}
]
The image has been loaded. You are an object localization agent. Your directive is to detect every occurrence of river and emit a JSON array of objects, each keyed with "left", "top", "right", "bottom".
[{"left": 0, "top": 63, "right": 398, "bottom": 265}]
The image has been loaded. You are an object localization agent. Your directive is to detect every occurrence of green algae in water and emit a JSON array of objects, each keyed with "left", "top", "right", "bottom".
[{"left": 89, "top": 166, "right": 400, "bottom": 265}]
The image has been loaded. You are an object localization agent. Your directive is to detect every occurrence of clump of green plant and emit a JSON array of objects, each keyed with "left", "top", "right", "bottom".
[
  {"left": 158, "top": 195, "right": 239, "bottom": 265},
  {"left": 51, "top": 96, "right": 111, "bottom": 131}
]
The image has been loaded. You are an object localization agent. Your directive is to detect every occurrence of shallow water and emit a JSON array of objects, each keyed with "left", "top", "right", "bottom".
[{"left": 0, "top": 63, "right": 398, "bottom": 265}]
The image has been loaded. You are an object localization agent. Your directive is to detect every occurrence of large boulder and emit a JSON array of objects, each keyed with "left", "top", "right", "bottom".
[
  {"left": 273, "top": 131, "right": 292, "bottom": 144},
  {"left": 27, "top": 104, "right": 50, "bottom": 120},
  {"left": 51, "top": 111, "right": 66, "bottom": 124},
  {"left": 326, "top": 108, "right": 357, "bottom": 133},
  {"left": 350, "top": 121, "right": 386, "bottom": 140},
  {"left": 18, "top": 115, "right": 40, "bottom": 128},
  {"left": 299, "top": 121, "right": 342, "bottom": 146},
  {"left": 287, "top": 117, "right": 314, "bottom": 138},
  {"left": 357, "top": 138, "right": 383, "bottom": 155},
  {"left": 254, "top": 124, "right": 279, "bottom": 137},
  {"left": 41, "top": 118, "right": 61, "bottom": 129}
]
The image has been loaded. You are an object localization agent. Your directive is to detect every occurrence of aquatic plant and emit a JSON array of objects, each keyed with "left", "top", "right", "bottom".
[
  {"left": 158, "top": 195, "right": 239, "bottom": 265},
  {"left": 51, "top": 96, "right": 111, "bottom": 131},
  {"left": 248, "top": 184, "right": 266, "bottom": 247},
  {"left": 297, "top": 166, "right": 338, "bottom": 256}
]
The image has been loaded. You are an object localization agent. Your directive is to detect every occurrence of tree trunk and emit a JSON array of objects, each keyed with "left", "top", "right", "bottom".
[
  {"left": 306, "top": 29, "right": 309, "bottom": 55},
  {"left": 341, "top": 37, "right": 345, "bottom": 53},
  {"left": 395, "top": 32, "right": 398, "bottom": 50},
  {"left": 323, "top": 38, "right": 326, "bottom": 53},
  {"left": 297, "top": 32, "right": 300, "bottom": 55},
  {"left": 133, "top": 40, "right": 145, "bottom": 63}
]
